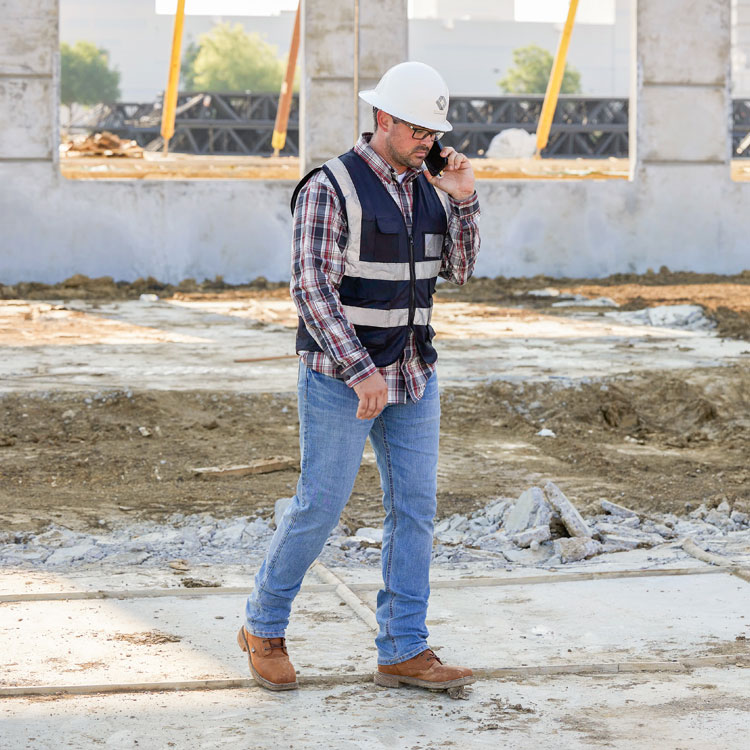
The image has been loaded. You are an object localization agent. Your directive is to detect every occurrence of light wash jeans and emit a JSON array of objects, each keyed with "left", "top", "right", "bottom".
[{"left": 245, "top": 362, "right": 440, "bottom": 665}]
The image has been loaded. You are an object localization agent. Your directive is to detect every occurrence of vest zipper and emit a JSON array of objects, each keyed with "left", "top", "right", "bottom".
[{"left": 408, "top": 235, "right": 416, "bottom": 327}]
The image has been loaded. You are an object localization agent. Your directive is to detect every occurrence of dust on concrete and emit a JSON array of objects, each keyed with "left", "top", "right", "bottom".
[{"left": 107, "top": 631, "right": 182, "bottom": 646}]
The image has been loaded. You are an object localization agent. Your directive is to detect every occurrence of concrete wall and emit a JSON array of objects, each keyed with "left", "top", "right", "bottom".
[
  {"left": 0, "top": 0, "right": 748, "bottom": 285},
  {"left": 732, "top": 0, "right": 750, "bottom": 94}
]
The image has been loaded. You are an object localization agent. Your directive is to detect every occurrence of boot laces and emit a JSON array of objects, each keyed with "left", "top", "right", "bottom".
[
  {"left": 424, "top": 649, "right": 442, "bottom": 665},
  {"left": 263, "top": 637, "right": 288, "bottom": 655}
]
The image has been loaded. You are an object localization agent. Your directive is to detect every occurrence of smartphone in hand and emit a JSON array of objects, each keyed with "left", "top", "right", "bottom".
[{"left": 424, "top": 139, "right": 448, "bottom": 176}]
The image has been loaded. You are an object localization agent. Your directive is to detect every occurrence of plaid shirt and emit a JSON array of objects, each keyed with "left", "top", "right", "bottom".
[{"left": 291, "top": 133, "right": 480, "bottom": 403}]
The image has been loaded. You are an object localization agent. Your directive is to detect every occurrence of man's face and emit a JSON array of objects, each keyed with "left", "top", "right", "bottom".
[{"left": 382, "top": 115, "right": 435, "bottom": 171}]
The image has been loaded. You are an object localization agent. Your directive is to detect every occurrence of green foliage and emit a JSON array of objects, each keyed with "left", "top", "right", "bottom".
[
  {"left": 499, "top": 44, "right": 581, "bottom": 95},
  {"left": 180, "top": 39, "right": 200, "bottom": 91},
  {"left": 60, "top": 41, "right": 120, "bottom": 106},
  {"left": 189, "top": 23, "right": 285, "bottom": 92}
]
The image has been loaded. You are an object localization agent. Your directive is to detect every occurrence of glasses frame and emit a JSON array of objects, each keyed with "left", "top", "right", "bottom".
[{"left": 391, "top": 117, "right": 444, "bottom": 142}]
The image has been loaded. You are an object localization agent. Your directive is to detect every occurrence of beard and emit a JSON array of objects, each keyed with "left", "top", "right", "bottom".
[{"left": 384, "top": 136, "right": 429, "bottom": 171}]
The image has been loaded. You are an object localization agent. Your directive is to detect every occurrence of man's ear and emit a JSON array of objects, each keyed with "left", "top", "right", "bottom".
[{"left": 377, "top": 109, "right": 392, "bottom": 133}]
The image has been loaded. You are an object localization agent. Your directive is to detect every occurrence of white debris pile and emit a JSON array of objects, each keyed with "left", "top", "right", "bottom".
[
  {"left": 485, "top": 128, "right": 537, "bottom": 159},
  {"left": 2, "top": 489, "right": 748, "bottom": 572},
  {"left": 604, "top": 304, "right": 715, "bottom": 331},
  {"left": 428, "top": 482, "right": 750, "bottom": 567},
  {"left": 0, "top": 513, "right": 275, "bottom": 568}
]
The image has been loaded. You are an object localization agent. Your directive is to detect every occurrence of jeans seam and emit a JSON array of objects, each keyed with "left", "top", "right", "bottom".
[
  {"left": 254, "top": 366, "right": 309, "bottom": 599},
  {"left": 378, "top": 412, "right": 399, "bottom": 658}
]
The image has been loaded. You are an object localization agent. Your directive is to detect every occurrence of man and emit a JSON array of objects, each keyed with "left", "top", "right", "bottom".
[{"left": 238, "top": 61, "right": 480, "bottom": 692}]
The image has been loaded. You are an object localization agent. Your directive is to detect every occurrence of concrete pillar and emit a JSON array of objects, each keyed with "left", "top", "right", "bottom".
[
  {"left": 631, "top": 0, "right": 731, "bottom": 173},
  {"left": 0, "top": 0, "right": 58, "bottom": 164},
  {"left": 732, "top": 0, "right": 750, "bottom": 94},
  {"left": 300, "top": 0, "right": 407, "bottom": 174}
]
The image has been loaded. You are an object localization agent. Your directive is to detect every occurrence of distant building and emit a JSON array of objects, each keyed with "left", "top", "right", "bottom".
[{"left": 59, "top": 0, "right": 750, "bottom": 101}]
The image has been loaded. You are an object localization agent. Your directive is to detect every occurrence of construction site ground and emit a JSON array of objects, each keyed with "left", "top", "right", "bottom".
[{"left": 1, "top": 272, "right": 749, "bottom": 748}]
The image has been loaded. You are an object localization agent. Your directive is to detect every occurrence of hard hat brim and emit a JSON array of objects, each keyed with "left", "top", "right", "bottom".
[{"left": 358, "top": 89, "right": 453, "bottom": 133}]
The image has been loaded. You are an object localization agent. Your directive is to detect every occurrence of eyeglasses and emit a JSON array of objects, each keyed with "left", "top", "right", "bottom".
[{"left": 391, "top": 117, "right": 444, "bottom": 141}]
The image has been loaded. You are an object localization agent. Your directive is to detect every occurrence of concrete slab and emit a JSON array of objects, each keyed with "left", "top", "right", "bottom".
[
  {"left": 355, "top": 573, "right": 750, "bottom": 667},
  {"left": 2, "top": 667, "right": 749, "bottom": 749},
  {"left": 0, "top": 591, "right": 376, "bottom": 688},
  {"left": 2, "top": 299, "right": 749, "bottom": 393}
]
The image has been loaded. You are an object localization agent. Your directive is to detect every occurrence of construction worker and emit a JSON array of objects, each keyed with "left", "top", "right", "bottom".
[{"left": 238, "top": 61, "right": 480, "bottom": 691}]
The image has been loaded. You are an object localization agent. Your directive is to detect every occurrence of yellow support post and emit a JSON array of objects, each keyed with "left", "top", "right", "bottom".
[
  {"left": 272, "top": 1, "right": 301, "bottom": 156},
  {"left": 161, "top": 0, "right": 187, "bottom": 155},
  {"left": 535, "top": 0, "right": 579, "bottom": 157}
]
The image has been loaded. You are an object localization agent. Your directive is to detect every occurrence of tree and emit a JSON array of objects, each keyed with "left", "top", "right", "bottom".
[
  {"left": 499, "top": 44, "right": 581, "bottom": 95},
  {"left": 189, "top": 23, "right": 285, "bottom": 92},
  {"left": 180, "top": 39, "right": 200, "bottom": 91},
  {"left": 60, "top": 41, "right": 121, "bottom": 107}
]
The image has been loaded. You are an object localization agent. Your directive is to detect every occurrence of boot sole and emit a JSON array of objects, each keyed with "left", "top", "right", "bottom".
[
  {"left": 374, "top": 671, "right": 476, "bottom": 690},
  {"left": 237, "top": 627, "right": 299, "bottom": 691}
]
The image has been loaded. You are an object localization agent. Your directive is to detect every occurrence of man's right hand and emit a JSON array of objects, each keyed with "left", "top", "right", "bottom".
[{"left": 352, "top": 371, "right": 388, "bottom": 420}]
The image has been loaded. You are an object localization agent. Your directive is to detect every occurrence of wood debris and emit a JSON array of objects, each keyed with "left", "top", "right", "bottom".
[
  {"left": 60, "top": 131, "right": 144, "bottom": 158},
  {"left": 192, "top": 456, "right": 298, "bottom": 478}
]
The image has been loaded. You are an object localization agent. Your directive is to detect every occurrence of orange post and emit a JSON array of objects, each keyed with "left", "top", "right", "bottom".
[
  {"left": 535, "top": 0, "right": 579, "bottom": 157},
  {"left": 161, "top": 0, "right": 187, "bottom": 154},
  {"left": 272, "top": 1, "right": 301, "bottom": 156}
]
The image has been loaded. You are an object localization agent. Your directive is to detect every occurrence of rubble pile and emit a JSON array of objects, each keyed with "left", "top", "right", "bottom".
[
  {"left": 1, "top": 485, "right": 748, "bottom": 572},
  {"left": 60, "top": 131, "right": 144, "bottom": 158}
]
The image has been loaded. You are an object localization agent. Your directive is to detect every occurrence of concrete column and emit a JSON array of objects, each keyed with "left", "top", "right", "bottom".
[
  {"left": 356, "top": 0, "right": 408, "bottom": 135},
  {"left": 0, "top": 0, "right": 58, "bottom": 163},
  {"left": 631, "top": 0, "right": 731, "bottom": 173},
  {"left": 732, "top": 0, "right": 750, "bottom": 94},
  {"left": 300, "top": 0, "right": 407, "bottom": 174}
]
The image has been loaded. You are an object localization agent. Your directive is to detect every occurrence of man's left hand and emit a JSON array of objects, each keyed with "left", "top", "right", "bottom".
[{"left": 423, "top": 146, "right": 475, "bottom": 202}]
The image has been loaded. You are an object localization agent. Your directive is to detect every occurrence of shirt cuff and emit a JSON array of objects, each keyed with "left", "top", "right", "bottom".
[
  {"left": 449, "top": 191, "right": 480, "bottom": 217},
  {"left": 340, "top": 351, "right": 378, "bottom": 387}
]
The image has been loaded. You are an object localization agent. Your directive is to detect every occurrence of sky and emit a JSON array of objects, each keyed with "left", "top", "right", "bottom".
[{"left": 155, "top": 0, "right": 616, "bottom": 24}]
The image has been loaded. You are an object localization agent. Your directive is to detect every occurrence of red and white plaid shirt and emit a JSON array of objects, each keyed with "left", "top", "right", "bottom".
[{"left": 291, "top": 133, "right": 480, "bottom": 403}]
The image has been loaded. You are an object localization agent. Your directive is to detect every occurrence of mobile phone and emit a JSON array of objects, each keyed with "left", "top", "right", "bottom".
[{"left": 424, "top": 139, "right": 448, "bottom": 176}]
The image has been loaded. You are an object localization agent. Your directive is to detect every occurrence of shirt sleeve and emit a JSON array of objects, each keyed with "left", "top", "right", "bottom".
[
  {"left": 290, "top": 173, "right": 377, "bottom": 387},
  {"left": 439, "top": 190, "right": 481, "bottom": 285}
]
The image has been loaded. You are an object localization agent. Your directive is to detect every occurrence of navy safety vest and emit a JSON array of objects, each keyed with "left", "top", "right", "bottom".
[{"left": 291, "top": 149, "right": 450, "bottom": 368}]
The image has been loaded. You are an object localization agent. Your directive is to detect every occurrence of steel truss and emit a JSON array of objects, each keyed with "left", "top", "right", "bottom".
[{"left": 72, "top": 93, "right": 750, "bottom": 160}]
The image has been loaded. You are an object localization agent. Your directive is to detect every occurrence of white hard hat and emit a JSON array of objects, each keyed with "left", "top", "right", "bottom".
[{"left": 359, "top": 61, "right": 453, "bottom": 133}]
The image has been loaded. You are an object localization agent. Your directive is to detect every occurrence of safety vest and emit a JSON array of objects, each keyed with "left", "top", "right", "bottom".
[{"left": 291, "top": 149, "right": 450, "bottom": 367}]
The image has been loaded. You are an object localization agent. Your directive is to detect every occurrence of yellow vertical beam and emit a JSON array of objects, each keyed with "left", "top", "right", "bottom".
[
  {"left": 272, "top": 1, "right": 301, "bottom": 156},
  {"left": 535, "top": 0, "right": 579, "bottom": 157},
  {"left": 161, "top": 0, "right": 187, "bottom": 155}
]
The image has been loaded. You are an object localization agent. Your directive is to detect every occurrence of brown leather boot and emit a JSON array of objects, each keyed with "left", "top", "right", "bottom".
[
  {"left": 237, "top": 626, "right": 298, "bottom": 691},
  {"left": 374, "top": 649, "right": 474, "bottom": 689}
]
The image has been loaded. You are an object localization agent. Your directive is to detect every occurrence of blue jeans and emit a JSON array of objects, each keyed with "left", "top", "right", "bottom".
[{"left": 245, "top": 362, "right": 440, "bottom": 665}]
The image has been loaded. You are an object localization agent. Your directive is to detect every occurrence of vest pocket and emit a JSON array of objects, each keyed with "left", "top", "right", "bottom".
[
  {"left": 423, "top": 232, "right": 444, "bottom": 259},
  {"left": 360, "top": 216, "right": 404, "bottom": 263}
]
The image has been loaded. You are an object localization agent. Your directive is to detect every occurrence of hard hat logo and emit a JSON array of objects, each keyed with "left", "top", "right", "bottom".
[{"left": 358, "top": 61, "right": 453, "bottom": 134}]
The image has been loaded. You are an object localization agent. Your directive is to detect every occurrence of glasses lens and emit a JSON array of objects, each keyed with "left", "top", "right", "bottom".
[{"left": 411, "top": 127, "right": 443, "bottom": 141}]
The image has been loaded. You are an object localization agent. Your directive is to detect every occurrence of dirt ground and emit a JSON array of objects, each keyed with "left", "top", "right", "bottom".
[{"left": 2, "top": 273, "right": 750, "bottom": 537}]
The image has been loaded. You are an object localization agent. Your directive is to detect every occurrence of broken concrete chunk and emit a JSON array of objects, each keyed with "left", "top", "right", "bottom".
[
  {"left": 504, "top": 487, "right": 552, "bottom": 534},
  {"left": 600, "top": 499, "right": 639, "bottom": 519},
  {"left": 512, "top": 525, "right": 551, "bottom": 548},
  {"left": 543, "top": 482, "right": 591, "bottom": 538},
  {"left": 705, "top": 508, "right": 733, "bottom": 529},
  {"left": 355, "top": 527, "right": 383, "bottom": 544},
  {"left": 553, "top": 537, "right": 602, "bottom": 563},
  {"left": 731, "top": 510, "right": 749, "bottom": 526},
  {"left": 595, "top": 522, "right": 664, "bottom": 547}
]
